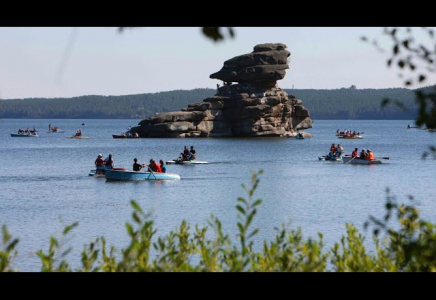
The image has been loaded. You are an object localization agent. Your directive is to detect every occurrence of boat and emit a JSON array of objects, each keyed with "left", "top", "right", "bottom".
[
  {"left": 318, "top": 155, "right": 342, "bottom": 161},
  {"left": 47, "top": 129, "right": 65, "bottom": 133},
  {"left": 11, "top": 133, "right": 38, "bottom": 137},
  {"left": 166, "top": 159, "right": 208, "bottom": 165},
  {"left": 342, "top": 156, "right": 382, "bottom": 165},
  {"left": 112, "top": 134, "right": 139, "bottom": 139},
  {"left": 89, "top": 167, "right": 127, "bottom": 176},
  {"left": 338, "top": 135, "right": 363, "bottom": 139},
  {"left": 68, "top": 136, "right": 89, "bottom": 139},
  {"left": 105, "top": 169, "right": 181, "bottom": 181},
  {"left": 336, "top": 131, "right": 364, "bottom": 136}
]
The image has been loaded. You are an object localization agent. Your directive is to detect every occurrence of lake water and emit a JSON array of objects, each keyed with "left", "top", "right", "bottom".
[{"left": 1, "top": 119, "right": 435, "bottom": 271}]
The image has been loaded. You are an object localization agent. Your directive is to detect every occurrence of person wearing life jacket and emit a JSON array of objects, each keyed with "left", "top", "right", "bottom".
[
  {"left": 148, "top": 159, "right": 162, "bottom": 172},
  {"left": 95, "top": 154, "right": 105, "bottom": 175},
  {"left": 351, "top": 148, "right": 358, "bottom": 158},
  {"left": 366, "top": 149, "right": 375, "bottom": 160}
]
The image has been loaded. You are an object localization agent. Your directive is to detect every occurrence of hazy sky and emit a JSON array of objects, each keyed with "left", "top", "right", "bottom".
[{"left": 0, "top": 27, "right": 434, "bottom": 99}]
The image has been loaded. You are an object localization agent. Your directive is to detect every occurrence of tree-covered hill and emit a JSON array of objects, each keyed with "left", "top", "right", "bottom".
[{"left": 0, "top": 86, "right": 425, "bottom": 119}]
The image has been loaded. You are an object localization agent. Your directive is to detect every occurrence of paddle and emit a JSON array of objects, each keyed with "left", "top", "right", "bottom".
[
  {"left": 381, "top": 157, "right": 389, "bottom": 160},
  {"left": 146, "top": 164, "right": 157, "bottom": 179},
  {"left": 345, "top": 156, "right": 357, "bottom": 164}
]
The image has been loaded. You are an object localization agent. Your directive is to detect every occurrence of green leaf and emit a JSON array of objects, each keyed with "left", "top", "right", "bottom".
[
  {"left": 253, "top": 199, "right": 262, "bottom": 207},
  {"left": 236, "top": 205, "right": 246, "bottom": 215},
  {"left": 131, "top": 201, "right": 143, "bottom": 214},
  {"left": 63, "top": 222, "right": 78, "bottom": 235}
]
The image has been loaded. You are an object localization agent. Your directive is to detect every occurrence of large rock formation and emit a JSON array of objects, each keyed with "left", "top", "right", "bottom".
[{"left": 132, "top": 43, "right": 312, "bottom": 138}]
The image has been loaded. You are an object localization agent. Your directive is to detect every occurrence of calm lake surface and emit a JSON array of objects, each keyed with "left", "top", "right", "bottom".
[{"left": 1, "top": 119, "right": 435, "bottom": 271}]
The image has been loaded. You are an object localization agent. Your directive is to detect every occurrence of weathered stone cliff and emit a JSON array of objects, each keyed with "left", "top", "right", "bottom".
[{"left": 131, "top": 43, "right": 312, "bottom": 138}]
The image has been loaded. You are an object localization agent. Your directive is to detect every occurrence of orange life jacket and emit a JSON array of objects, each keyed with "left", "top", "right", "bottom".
[{"left": 368, "top": 152, "right": 375, "bottom": 160}]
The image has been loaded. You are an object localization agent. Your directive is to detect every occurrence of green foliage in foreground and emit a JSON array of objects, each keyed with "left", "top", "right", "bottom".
[{"left": 1, "top": 170, "right": 436, "bottom": 272}]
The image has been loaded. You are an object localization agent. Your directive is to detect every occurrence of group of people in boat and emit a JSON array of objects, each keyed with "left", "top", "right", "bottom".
[
  {"left": 177, "top": 145, "right": 196, "bottom": 161},
  {"left": 94, "top": 153, "right": 115, "bottom": 175},
  {"left": 350, "top": 148, "right": 376, "bottom": 160},
  {"left": 133, "top": 158, "right": 166, "bottom": 173},
  {"left": 336, "top": 129, "right": 361, "bottom": 137},
  {"left": 327, "top": 143, "right": 345, "bottom": 159},
  {"left": 17, "top": 127, "right": 37, "bottom": 135}
]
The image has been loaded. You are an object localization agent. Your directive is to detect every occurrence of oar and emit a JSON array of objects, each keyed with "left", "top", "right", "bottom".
[
  {"left": 345, "top": 156, "right": 357, "bottom": 164},
  {"left": 381, "top": 157, "right": 389, "bottom": 160},
  {"left": 147, "top": 165, "right": 157, "bottom": 179}
]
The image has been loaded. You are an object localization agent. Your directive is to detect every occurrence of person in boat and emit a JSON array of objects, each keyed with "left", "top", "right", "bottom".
[
  {"left": 76, "top": 129, "right": 82, "bottom": 137},
  {"left": 336, "top": 144, "right": 344, "bottom": 157},
  {"left": 298, "top": 132, "right": 303, "bottom": 138},
  {"left": 133, "top": 132, "right": 139, "bottom": 137},
  {"left": 351, "top": 148, "right": 359, "bottom": 158},
  {"left": 359, "top": 148, "right": 367, "bottom": 160},
  {"left": 336, "top": 129, "right": 340, "bottom": 135},
  {"left": 190, "top": 146, "right": 196, "bottom": 160},
  {"left": 366, "top": 149, "right": 375, "bottom": 161},
  {"left": 95, "top": 154, "right": 105, "bottom": 175},
  {"left": 407, "top": 124, "right": 411, "bottom": 129},
  {"left": 49, "top": 124, "right": 51, "bottom": 132},
  {"left": 133, "top": 158, "right": 144, "bottom": 171},
  {"left": 104, "top": 154, "right": 114, "bottom": 170},
  {"left": 183, "top": 146, "right": 191, "bottom": 161},
  {"left": 148, "top": 159, "right": 162, "bottom": 172},
  {"left": 330, "top": 144, "right": 337, "bottom": 155},
  {"left": 159, "top": 160, "right": 166, "bottom": 173}
]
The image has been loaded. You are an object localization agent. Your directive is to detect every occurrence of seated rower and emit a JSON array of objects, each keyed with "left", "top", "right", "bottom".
[
  {"left": 351, "top": 148, "right": 358, "bottom": 158},
  {"left": 133, "top": 158, "right": 144, "bottom": 171}
]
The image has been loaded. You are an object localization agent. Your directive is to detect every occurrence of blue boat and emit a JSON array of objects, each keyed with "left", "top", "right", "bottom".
[
  {"left": 11, "top": 133, "right": 38, "bottom": 137},
  {"left": 105, "top": 169, "right": 181, "bottom": 181}
]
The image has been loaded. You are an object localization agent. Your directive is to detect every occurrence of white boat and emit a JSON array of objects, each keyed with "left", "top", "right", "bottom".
[
  {"left": 318, "top": 155, "right": 342, "bottom": 161},
  {"left": 342, "top": 156, "right": 382, "bottom": 165},
  {"left": 166, "top": 160, "right": 208, "bottom": 165},
  {"left": 105, "top": 169, "right": 181, "bottom": 181},
  {"left": 338, "top": 135, "right": 363, "bottom": 139}
]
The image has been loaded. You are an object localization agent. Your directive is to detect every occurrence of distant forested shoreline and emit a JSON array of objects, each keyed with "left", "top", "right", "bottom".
[{"left": 0, "top": 86, "right": 428, "bottom": 120}]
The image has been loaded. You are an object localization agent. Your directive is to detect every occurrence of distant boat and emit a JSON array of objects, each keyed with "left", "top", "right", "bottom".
[
  {"left": 68, "top": 136, "right": 89, "bottom": 139},
  {"left": 82, "top": 123, "right": 85, "bottom": 126},
  {"left": 112, "top": 134, "right": 139, "bottom": 139},
  {"left": 338, "top": 135, "right": 363, "bottom": 139},
  {"left": 11, "top": 133, "right": 38, "bottom": 137},
  {"left": 166, "top": 160, "right": 208, "bottom": 165}
]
